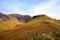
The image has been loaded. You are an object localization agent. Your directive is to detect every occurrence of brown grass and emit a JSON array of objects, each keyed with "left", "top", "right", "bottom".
[{"left": 0, "top": 15, "right": 60, "bottom": 40}]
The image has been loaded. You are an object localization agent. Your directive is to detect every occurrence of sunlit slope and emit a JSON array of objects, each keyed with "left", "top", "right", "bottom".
[
  {"left": 0, "top": 15, "right": 60, "bottom": 40},
  {"left": 0, "top": 18, "right": 21, "bottom": 31}
]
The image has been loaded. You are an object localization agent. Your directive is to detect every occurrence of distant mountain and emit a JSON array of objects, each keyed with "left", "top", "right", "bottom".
[
  {"left": 8, "top": 14, "right": 24, "bottom": 20},
  {"left": 9, "top": 14, "right": 32, "bottom": 22}
]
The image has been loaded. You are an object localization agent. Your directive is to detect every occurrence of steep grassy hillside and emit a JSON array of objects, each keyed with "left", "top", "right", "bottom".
[
  {"left": 0, "top": 15, "right": 60, "bottom": 40},
  {"left": 0, "top": 18, "right": 21, "bottom": 31}
]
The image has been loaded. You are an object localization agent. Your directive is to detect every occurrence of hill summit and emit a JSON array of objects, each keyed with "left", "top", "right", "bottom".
[{"left": 32, "top": 15, "right": 53, "bottom": 20}]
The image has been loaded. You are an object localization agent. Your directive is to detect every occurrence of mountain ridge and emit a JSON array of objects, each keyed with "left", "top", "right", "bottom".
[{"left": 8, "top": 14, "right": 32, "bottom": 22}]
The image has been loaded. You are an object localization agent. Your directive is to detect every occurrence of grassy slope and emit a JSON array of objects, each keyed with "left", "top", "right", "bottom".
[{"left": 0, "top": 15, "right": 60, "bottom": 40}]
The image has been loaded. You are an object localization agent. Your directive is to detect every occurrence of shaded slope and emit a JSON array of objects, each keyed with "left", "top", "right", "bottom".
[{"left": 22, "top": 15, "right": 32, "bottom": 22}]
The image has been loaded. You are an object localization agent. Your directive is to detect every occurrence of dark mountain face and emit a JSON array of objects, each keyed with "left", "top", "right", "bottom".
[
  {"left": 23, "top": 15, "right": 32, "bottom": 22},
  {"left": 9, "top": 14, "right": 32, "bottom": 22},
  {"left": 0, "top": 13, "right": 10, "bottom": 21}
]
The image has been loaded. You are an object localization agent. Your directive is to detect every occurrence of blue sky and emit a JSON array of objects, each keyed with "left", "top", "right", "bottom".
[{"left": 0, "top": 0, "right": 60, "bottom": 19}]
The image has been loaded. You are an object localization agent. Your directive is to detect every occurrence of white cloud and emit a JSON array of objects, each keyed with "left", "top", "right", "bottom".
[{"left": 28, "top": 0, "right": 60, "bottom": 19}]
